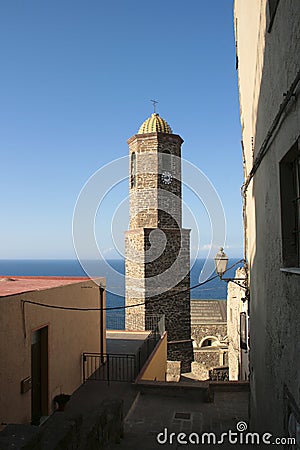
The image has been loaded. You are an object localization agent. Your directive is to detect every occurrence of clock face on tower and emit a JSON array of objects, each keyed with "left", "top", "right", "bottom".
[{"left": 161, "top": 171, "right": 173, "bottom": 185}]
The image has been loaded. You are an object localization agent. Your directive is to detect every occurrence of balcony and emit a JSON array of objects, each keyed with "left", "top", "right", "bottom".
[{"left": 83, "top": 315, "right": 165, "bottom": 383}]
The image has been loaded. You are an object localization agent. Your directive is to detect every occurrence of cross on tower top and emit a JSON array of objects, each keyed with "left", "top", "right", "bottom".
[{"left": 150, "top": 99, "right": 158, "bottom": 114}]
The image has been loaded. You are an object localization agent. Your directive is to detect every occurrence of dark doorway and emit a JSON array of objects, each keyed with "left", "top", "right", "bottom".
[{"left": 31, "top": 326, "right": 48, "bottom": 425}]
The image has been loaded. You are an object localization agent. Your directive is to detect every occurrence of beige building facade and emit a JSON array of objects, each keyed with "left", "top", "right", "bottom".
[
  {"left": 226, "top": 268, "right": 248, "bottom": 381},
  {"left": 234, "top": 0, "right": 300, "bottom": 436},
  {"left": 0, "top": 276, "right": 105, "bottom": 425}
]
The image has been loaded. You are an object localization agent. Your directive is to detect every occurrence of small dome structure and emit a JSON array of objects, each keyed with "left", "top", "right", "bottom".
[{"left": 137, "top": 113, "right": 172, "bottom": 134}]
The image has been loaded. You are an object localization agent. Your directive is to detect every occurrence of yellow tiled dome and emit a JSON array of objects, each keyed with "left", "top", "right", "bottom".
[{"left": 137, "top": 113, "right": 172, "bottom": 134}]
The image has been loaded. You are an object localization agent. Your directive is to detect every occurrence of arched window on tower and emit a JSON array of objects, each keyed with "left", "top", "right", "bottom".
[
  {"left": 162, "top": 150, "right": 172, "bottom": 172},
  {"left": 131, "top": 152, "right": 136, "bottom": 188}
]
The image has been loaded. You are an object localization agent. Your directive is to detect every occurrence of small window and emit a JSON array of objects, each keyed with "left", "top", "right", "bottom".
[
  {"left": 280, "top": 139, "right": 300, "bottom": 267},
  {"left": 131, "top": 152, "right": 136, "bottom": 188},
  {"left": 267, "top": 0, "right": 280, "bottom": 33},
  {"left": 201, "top": 337, "right": 218, "bottom": 347}
]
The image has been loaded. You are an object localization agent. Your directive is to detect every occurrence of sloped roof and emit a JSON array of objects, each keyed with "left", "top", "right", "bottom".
[
  {"left": 0, "top": 276, "right": 93, "bottom": 297},
  {"left": 190, "top": 299, "right": 227, "bottom": 324}
]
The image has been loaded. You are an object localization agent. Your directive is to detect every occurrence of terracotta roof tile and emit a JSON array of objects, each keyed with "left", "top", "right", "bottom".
[{"left": 0, "top": 276, "right": 94, "bottom": 297}]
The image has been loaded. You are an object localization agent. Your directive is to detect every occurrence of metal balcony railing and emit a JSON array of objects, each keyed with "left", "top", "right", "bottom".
[
  {"left": 83, "top": 315, "right": 165, "bottom": 383},
  {"left": 106, "top": 313, "right": 164, "bottom": 332},
  {"left": 82, "top": 353, "right": 136, "bottom": 383}
]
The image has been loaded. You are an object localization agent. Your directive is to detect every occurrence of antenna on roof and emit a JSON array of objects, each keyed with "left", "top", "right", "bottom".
[{"left": 150, "top": 99, "right": 158, "bottom": 114}]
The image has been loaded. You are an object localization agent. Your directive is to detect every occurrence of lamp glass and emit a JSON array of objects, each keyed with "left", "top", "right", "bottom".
[{"left": 214, "top": 247, "right": 228, "bottom": 277}]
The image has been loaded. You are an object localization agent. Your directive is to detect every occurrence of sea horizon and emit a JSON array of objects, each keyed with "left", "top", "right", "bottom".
[
  {"left": 0, "top": 258, "right": 243, "bottom": 329},
  {"left": 0, "top": 258, "right": 243, "bottom": 298}
]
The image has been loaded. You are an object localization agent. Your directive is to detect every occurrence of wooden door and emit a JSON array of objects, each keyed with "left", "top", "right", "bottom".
[{"left": 31, "top": 327, "right": 48, "bottom": 425}]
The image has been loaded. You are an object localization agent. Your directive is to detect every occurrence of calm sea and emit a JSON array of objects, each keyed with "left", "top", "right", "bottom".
[{"left": 0, "top": 259, "right": 241, "bottom": 326}]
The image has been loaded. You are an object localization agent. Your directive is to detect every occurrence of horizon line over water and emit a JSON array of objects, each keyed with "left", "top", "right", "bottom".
[
  {"left": 0, "top": 258, "right": 243, "bottom": 329},
  {"left": 0, "top": 257, "right": 241, "bottom": 261},
  {"left": 0, "top": 258, "right": 242, "bottom": 298}
]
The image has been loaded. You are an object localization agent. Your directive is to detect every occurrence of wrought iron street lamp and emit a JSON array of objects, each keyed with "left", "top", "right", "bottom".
[
  {"left": 215, "top": 248, "right": 250, "bottom": 373},
  {"left": 214, "top": 247, "right": 228, "bottom": 278},
  {"left": 214, "top": 247, "right": 249, "bottom": 301}
]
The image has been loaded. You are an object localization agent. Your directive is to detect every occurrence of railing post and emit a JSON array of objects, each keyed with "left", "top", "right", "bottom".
[
  {"left": 82, "top": 353, "right": 86, "bottom": 383},
  {"left": 138, "top": 349, "right": 141, "bottom": 373},
  {"left": 134, "top": 354, "right": 137, "bottom": 378},
  {"left": 107, "top": 354, "right": 110, "bottom": 386}
]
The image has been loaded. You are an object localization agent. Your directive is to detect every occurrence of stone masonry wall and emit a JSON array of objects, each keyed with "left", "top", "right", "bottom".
[
  {"left": 128, "top": 133, "right": 183, "bottom": 230},
  {"left": 191, "top": 323, "right": 227, "bottom": 348},
  {"left": 191, "top": 323, "right": 228, "bottom": 376},
  {"left": 144, "top": 228, "right": 193, "bottom": 372},
  {"left": 125, "top": 132, "right": 193, "bottom": 371},
  {"left": 125, "top": 227, "right": 194, "bottom": 370},
  {"left": 125, "top": 229, "right": 145, "bottom": 330},
  {"left": 194, "top": 349, "right": 224, "bottom": 368}
]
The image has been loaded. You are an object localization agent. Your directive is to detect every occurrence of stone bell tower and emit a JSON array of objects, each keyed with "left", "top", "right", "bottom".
[{"left": 125, "top": 112, "right": 193, "bottom": 372}]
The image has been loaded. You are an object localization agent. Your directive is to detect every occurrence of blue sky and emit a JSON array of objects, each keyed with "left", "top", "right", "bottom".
[{"left": 0, "top": 0, "right": 243, "bottom": 259}]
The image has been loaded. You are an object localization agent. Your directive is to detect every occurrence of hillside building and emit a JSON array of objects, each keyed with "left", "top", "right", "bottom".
[
  {"left": 226, "top": 268, "right": 249, "bottom": 381},
  {"left": 234, "top": 0, "right": 300, "bottom": 436},
  {"left": 0, "top": 276, "right": 105, "bottom": 426},
  {"left": 191, "top": 299, "right": 228, "bottom": 380}
]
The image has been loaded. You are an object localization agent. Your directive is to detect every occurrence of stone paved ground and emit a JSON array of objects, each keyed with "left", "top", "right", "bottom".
[
  {"left": 68, "top": 380, "right": 279, "bottom": 449},
  {"left": 109, "top": 390, "right": 257, "bottom": 450}
]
